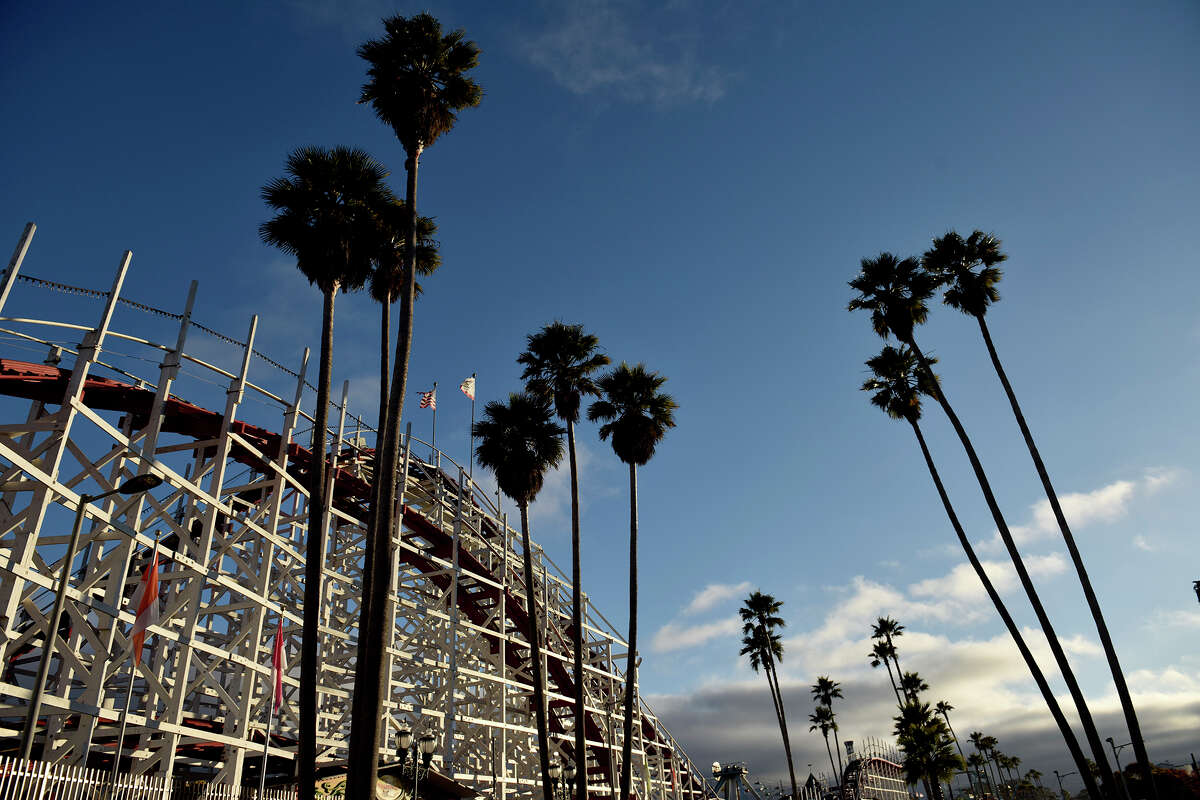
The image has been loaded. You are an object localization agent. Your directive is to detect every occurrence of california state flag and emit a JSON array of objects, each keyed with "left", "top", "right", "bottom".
[
  {"left": 129, "top": 550, "right": 160, "bottom": 665},
  {"left": 271, "top": 617, "right": 285, "bottom": 710}
]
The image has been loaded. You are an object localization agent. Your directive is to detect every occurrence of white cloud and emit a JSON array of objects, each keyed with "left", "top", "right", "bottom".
[
  {"left": 1142, "top": 467, "right": 1182, "bottom": 494},
  {"left": 1132, "top": 535, "right": 1157, "bottom": 552},
  {"left": 652, "top": 615, "right": 741, "bottom": 653},
  {"left": 521, "top": 0, "right": 729, "bottom": 106},
  {"left": 684, "top": 581, "right": 753, "bottom": 615},
  {"left": 1146, "top": 608, "right": 1200, "bottom": 631}
]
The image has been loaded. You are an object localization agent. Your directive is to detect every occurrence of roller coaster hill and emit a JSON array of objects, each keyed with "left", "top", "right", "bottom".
[{"left": 0, "top": 223, "right": 714, "bottom": 798}]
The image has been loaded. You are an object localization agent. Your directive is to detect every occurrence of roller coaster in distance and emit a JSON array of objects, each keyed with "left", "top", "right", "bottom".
[{"left": 0, "top": 223, "right": 714, "bottom": 799}]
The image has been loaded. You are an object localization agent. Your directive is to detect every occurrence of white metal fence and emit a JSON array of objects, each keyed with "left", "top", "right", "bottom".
[{"left": 0, "top": 756, "right": 297, "bottom": 800}]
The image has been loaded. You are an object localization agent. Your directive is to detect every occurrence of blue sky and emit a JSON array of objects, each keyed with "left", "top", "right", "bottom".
[{"left": 2, "top": 0, "right": 1198, "bottom": 788}]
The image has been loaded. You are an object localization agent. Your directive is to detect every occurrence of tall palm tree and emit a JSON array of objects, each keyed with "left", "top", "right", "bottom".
[
  {"left": 811, "top": 677, "right": 844, "bottom": 779},
  {"left": 969, "top": 733, "right": 998, "bottom": 797},
  {"left": 352, "top": 17, "right": 482, "bottom": 792},
  {"left": 871, "top": 616, "right": 906, "bottom": 690},
  {"left": 935, "top": 701, "right": 972, "bottom": 793},
  {"left": 349, "top": 200, "right": 440, "bottom": 770},
  {"left": 967, "top": 753, "right": 990, "bottom": 797},
  {"left": 849, "top": 253, "right": 1116, "bottom": 797},
  {"left": 739, "top": 591, "right": 798, "bottom": 799},
  {"left": 894, "top": 701, "right": 962, "bottom": 800},
  {"left": 809, "top": 704, "right": 839, "bottom": 785},
  {"left": 587, "top": 363, "right": 677, "bottom": 800},
  {"left": 259, "top": 145, "right": 392, "bottom": 799},
  {"left": 862, "top": 345, "right": 1100, "bottom": 799},
  {"left": 518, "top": 322, "right": 609, "bottom": 799},
  {"left": 900, "top": 671, "right": 929, "bottom": 701},
  {"left": 473, "top": 393, "right": 566, "bottom": 799},
  {"left": 924, "top": 230, "right": 1156, "bottom": 799},
  {"left": 870, "top": 640, "right": 903, "bottom": 706}
]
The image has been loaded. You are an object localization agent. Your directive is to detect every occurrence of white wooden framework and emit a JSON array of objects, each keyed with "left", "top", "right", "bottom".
[{"left": 0, "top": 224, "right": 712, "bottom": 798}]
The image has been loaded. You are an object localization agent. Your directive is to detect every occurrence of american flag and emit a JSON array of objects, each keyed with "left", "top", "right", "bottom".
[{"left": 419, "top": 388, "right": 437, "bottom": 410}]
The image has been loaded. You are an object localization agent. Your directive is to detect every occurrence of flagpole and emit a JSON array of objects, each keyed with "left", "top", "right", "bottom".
[
  {"left": 258, "top": 667, "right": 275, "bottom": 799},
  {"left": 469, "top": 373, "right": 476, "bottom": 480},
  {"left": 431, "top": 381, "right": 438, "bottom": 466},
  {"left": 111, "top": 534, "right": 158, "bottom": 789}
]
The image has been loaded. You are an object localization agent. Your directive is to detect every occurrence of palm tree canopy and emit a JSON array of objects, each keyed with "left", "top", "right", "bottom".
[
  {"left": 472, "top": 392, "right": 565, "bottom": 507},
  {"left": 517, "top": 322, "right": 610, "bottom": 424},
  {"left": 740, "top": 591, "right": 786, "bottom": 632},
  {"left": 862, "top": 345, "right": 939, "bottom": 424},
  {"left": 922, "top": 230, "right": 1007, "bottom": 318},
  {"left": 848, "top": 253, "right": 940, "bottom": 343},
  {"left": 935, "top": 700, "right": 954, "bottom": 717},
  {"left": 358, "top": 13, "right": 483, "bottom": 155},
  {"left": 587, "top": 363, "right": 677, "bottom": 466},
  {"left": 869, "top": 640, "right": 896, "bottom": 668},
  {"left": 809, "top": 704, "right": 836, "bottom": 734},
  {"left": 811, "top": 676, "right": 843, "bottom": 707},
  {"left": 871, "top": 616, "right": 906, "bottom": 642},
  {"left": 900, "top": 671, "right": 930, "bottom": 698},
  {"left": 740, "top": 625, "right": 784, "bottom": 673},
  {"left": 260, "top": 145, "right": 394, "bottom": 294},
  {"left": 368, "top": 199, "right": 440, "bottom": 303}
]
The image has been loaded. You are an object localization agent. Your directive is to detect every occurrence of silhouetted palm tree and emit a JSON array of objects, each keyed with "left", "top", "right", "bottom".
[
  {"left": 900, "top": 671, "right": 929, "bottom": 701},
  {"left": 259, "top": 145, "right": 392, "bottom": 799},
  {"left": 936, "top": 701, "right": 972, "bottom": 793},
  {"left": 895, "top": 701, "right": 963, "bottom": 800},
  {"left": 474, "top": 393, "right": 565, "bottom": 798},
  {"left": 870, "top": 639, "right": 903, "bottom": 706},
  {"left": 871, "top": 616, "right": 906, "bottom": 689},
  {"left": 862, "top": 344, "right": 1099, "bottom": 799},
  {"left": 925, "top": 229, "right": 1155, "bottom": 799},
  {"left": 809, "top": 704, "right": 839, "bottom": 785},
  {"left": 352, "top": 18, "right": 482, "bottom": 793},
  {"left": 811, "top": 677, "right": 844, "bottom": 779},
  {"left": 739, "top": 591, "right": 798, "bottom": 799},
  {"left": 588, "top": 363, "right": 676, "bottom": 800},
  {"left": 518, "top": 322, "right": 609, "bottom": 797},
  {"left": 850, "top": 253, "right": 1115, "bottom": 797}
]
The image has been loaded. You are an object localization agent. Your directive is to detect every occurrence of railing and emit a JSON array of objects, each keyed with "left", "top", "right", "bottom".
[{"left": 0, "top": 756, "right": 297, "bottom": 800}]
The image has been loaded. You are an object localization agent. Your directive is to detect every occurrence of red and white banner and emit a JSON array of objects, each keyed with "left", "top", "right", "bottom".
[
  {"left": 459, "top": 375, "right": 476, "bottom": 401},
  {"left": 129, "top": 550, "right": 160, "bottom": 665}
]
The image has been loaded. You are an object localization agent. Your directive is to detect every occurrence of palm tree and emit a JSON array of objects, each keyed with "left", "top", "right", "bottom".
[
  {"left": 809, "top": 704, "right": 839, "bottom": 785},
  {"left": 849, "top": 253, "right": 1116, "bottom": 797},
  {"left": 969, "top": 733, "right": 999, "bottom": 797},
  {"left": 862, "top": 345, "right": 1100, "bottom": 799},
  {"left": 894, "top": 701, "right": 962, "bottom": 800},
  {"left": 518, "top": 322, "right": 609, "bottom": 799},
  {"left": 739, "top": 591, "right": 798, "bottom": 799},
  {"left": 868, "top": 640, "right": 903, "bottom": 706},
  {"left": 871, "top": 616, "right": 906, "bottom": 690},
  {"left": 936, "top": 701, "right": 972, "bottom": 793},
  {"left": 967, "top": 753, "right": 990, "bottom": 798},
  {"left": 587, "top": 363, "right": 677, "bottom": 800},
  {"left": 473, "top": 393, "right": 566, "bottom": 799},
  {"left": 811, "top": 677, "right": 844, "bottom": 779},
  {"left": 924, "top": 230, "right": 1156, "bottom": 799},
  {"left": 352, "top": 17, "right": 482, "bottom": 792},
  {"left": 900, "top": 671, "right": 929, "bottom": 702},
  {"left": 259, "top": 145, "right": 392, "bottom": 799}
]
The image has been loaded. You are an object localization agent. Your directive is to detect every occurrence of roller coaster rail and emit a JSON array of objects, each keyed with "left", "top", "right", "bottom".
[{"left": 0, "top": 222, "right": 715, "bottom": 799}]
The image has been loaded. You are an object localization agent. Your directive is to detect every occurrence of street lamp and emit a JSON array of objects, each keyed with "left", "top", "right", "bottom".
[
  {"left": 547, "top": 756, "right": 575, "bottom": 800},
  {"left": 1105, "top": 738, "right": 1133, "bottom": 800},
  {"left": 397, "top": 726, "right": 437, "bottom": 800},
  {"left": 1053, "top": 770, "right": 1076, "bottom": 800},
  {"left": 19, "top": 474, "right": 163, "bottom": 761}
]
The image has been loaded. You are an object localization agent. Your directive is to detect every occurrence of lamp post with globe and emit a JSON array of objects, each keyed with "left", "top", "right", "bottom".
[
  {"left": 547, "top": 757, "right": 576, "bottom": 800},
  {"left": 397, "top": 726, "right": 437, "bottom": 799}
]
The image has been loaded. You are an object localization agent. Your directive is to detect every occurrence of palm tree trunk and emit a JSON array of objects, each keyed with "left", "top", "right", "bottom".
[
  {"left": 350, "top": 146, "right": 423, "bottom": 799},
  {"left": 905, "top": 336, "right": 1117, "bottom": 798},
  {"left": 620, "top": 463, "right": 638, "bottom": 800},
  {"left": 520, "top": 501, "right": 555, "bottom": 800},
  {"left": 831, "top": 714, "right": 844, "bottom": 780},
  {"left": 568, "top": 419, "right": 588, "bottom": 800},
  {"left": 883, "top": 658, "right": 903, "bottom": 707},
  {"left": 975, "top": 314, "right": 1156, "bottom": 800},
  {"left": 887, "top": 638, "right": 906, "bottom": 701},
  {"left": 909, "top": 420, "right": 1101, "bottom": 800},
  {"left": 348, "top": 291, "right": 393, "bottom": 787},
  {"left": 300, "top": 287, "right": 335, "bottom": 800},
  {"left": 823, "top": 731, "right": 838, "bottom": 788},
  {"left": 766, "top": 657, "right": 798, "bottom": 800}
]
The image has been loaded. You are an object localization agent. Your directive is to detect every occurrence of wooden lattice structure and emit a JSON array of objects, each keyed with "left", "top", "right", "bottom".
[{"left": 0, "top": 223, "right": 711, "bottom": 798}]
